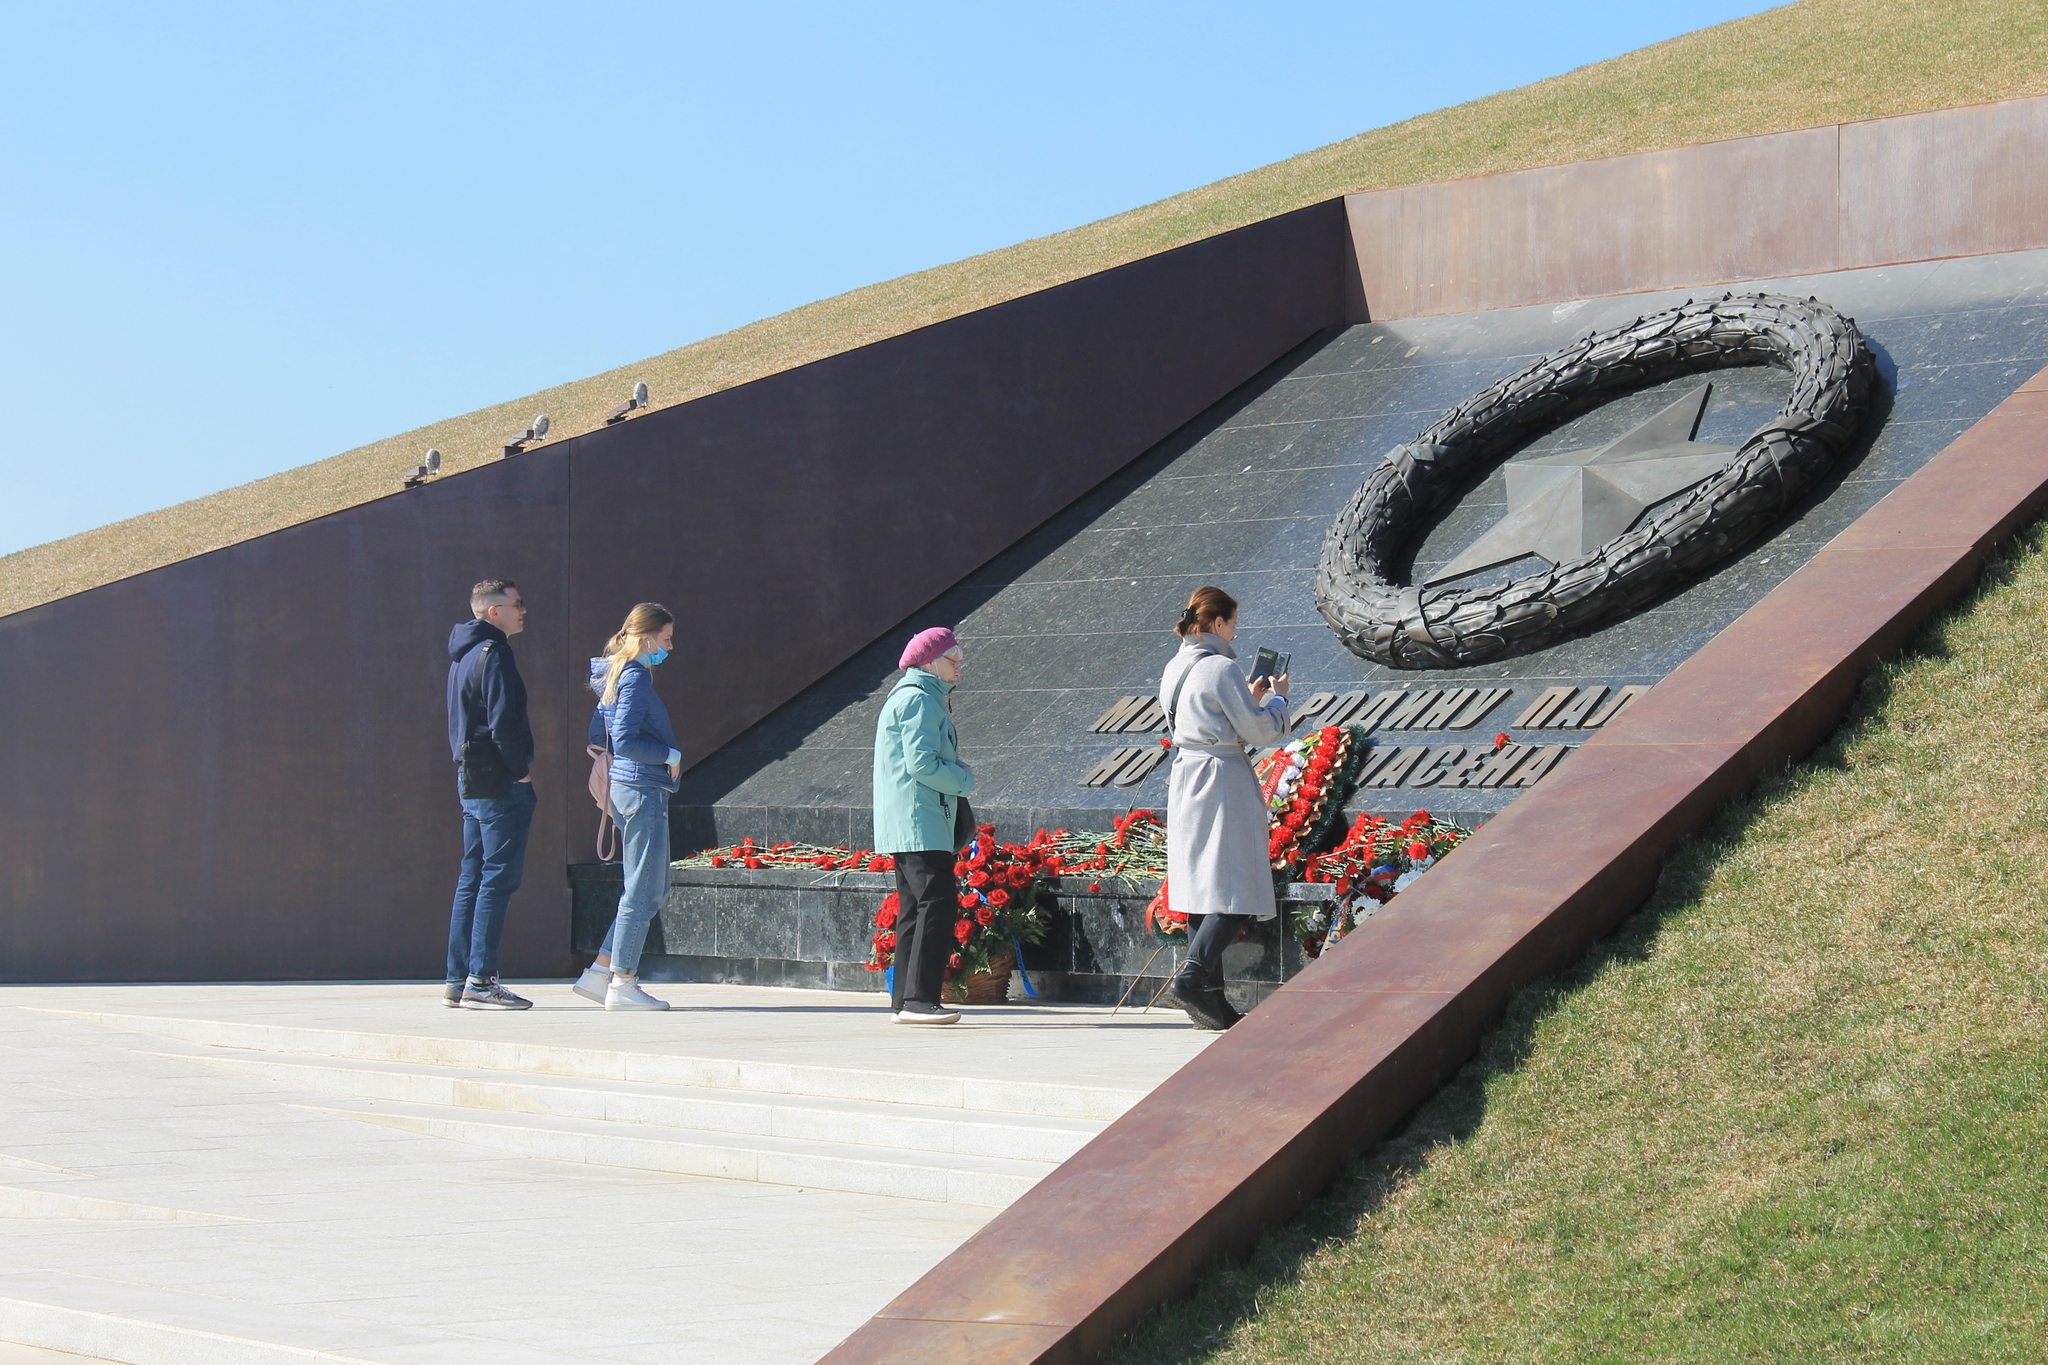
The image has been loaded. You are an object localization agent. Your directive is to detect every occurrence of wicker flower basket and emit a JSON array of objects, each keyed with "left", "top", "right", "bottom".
[{"left": 950, "top": 949, "right": 1016, "bottom": 1005}]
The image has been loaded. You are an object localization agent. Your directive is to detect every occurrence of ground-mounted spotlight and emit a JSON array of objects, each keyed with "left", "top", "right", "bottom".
[
  {"left": 500, "top": 415, "right": 551, "bottom": 458},
  {"left": 604, "top": 380, "right": 651, "bottom": 425},
  {"left": 403, "top": 447, "right": 444, "bottom": 489}
]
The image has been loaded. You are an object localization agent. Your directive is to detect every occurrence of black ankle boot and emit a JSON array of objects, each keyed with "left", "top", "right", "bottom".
[
  {"left": 1164, "top": 965, "right": 1232, "bottom": 1031},
  {"left": 1202, "top": 979, "right": 1243, "bottom": 1028}
]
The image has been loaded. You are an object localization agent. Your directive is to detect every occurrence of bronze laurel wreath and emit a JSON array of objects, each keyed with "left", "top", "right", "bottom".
[{"left": 1314, "top": 293, "right": 1877, "bottom": 669}]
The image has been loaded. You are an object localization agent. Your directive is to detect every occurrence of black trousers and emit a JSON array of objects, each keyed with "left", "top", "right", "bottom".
[
  {"left": 1181, "top": 912, "right": 1249, "bottom": 979},
  {"left": 891, "top": 850, "right": 960, "bottom": 1009}
]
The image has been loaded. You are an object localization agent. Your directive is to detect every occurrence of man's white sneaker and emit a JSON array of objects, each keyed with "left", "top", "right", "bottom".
[
  {"left": 605, "top": 978, "right": 670, "bottom": 1011},
  {"left": 893, "top": 1000, "right": 961, "bottom": 1025},
  {"left": 573, "top": 966, "right": 611, "bottom": 1005}
]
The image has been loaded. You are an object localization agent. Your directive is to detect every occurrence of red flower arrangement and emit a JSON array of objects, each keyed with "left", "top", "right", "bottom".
[
  {"left": 684, "top": 838, "right": 892, "bottom": 873},
  {"left": 1295, "top": 809, "right": 1471, "bottom": 955},
  {"left": 866, "top": 825, "right": 1060, "bottom": 999},
  {"left": 1257, "top": 725, "right": 1359, "bottom": 877},
  {"left": 1143, "top": 882, "right": 1186, "bottom": 941}
]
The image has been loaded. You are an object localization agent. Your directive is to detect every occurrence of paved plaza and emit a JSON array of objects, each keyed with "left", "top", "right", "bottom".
[{"left": 0, "top": 982, "right": 1214, "bottom": 1364}]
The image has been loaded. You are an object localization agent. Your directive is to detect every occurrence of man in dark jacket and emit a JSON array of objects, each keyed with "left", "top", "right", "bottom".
[{"left": 444, "top": 579, "right": 537, "bottom": 1009}]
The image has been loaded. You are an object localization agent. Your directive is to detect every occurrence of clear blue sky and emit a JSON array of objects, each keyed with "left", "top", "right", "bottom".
[{"left": 0, "top": 1, "right": 1780, "bottom": 559}]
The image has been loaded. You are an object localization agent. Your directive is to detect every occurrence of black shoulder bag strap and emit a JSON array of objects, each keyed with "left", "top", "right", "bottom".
[{"left": 1163, "top": 650, "right": 1202, "bottom": 738}]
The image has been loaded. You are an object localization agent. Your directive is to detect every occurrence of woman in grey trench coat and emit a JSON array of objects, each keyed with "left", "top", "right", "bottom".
[{"left": 1159, "top": 585, "right": 1289, "bottom": 1030}]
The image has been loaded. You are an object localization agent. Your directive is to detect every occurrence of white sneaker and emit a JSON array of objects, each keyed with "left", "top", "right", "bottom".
[
  {"left": 605, "top": 977, "right": 670, "bottom": 1011},
  {"left": 573, "top": 966, "right": 611, "bottom": 1005},
  {"left": 893, "top": 1000, "right": 961, "bottom": 1025}
]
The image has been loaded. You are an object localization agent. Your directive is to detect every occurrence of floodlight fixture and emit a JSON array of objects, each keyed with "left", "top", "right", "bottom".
[
  {"left": 501, "top": 416, "right": 552, "bottom": 458},
  {"left": 403, "top": 446, "right": 444, "bottom": 490},
  {"left": 605, "top": 380, "right": 652, "bottom": 426}
]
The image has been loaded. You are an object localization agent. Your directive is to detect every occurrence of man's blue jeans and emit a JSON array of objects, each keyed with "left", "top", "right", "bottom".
[
  {"left": 447, "top": 780, "right": 538, "bottom": 983},
  {"left": 599, "top": 783, "right": 670, "bottom": 976}
]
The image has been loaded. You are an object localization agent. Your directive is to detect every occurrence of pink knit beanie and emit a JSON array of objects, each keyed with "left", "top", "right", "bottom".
[{"left": 899, "top": 627, "right": 959, "bottom": 670}]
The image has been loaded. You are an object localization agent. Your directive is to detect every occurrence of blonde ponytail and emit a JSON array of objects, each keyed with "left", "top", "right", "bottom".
[{"left": 599, "top": 602, "right": 675, "bottom": 706}]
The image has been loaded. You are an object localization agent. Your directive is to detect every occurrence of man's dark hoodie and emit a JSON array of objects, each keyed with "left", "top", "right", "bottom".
[{"left": 447, "top": 619, "right": 533, "bottom": 783}]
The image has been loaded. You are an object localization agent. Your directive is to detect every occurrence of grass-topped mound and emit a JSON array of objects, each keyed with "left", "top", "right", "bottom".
[
  {"left": 1109, "top": 523, "right": 2048, "bottom": 1362},
  {"left": 4, "top": 0, "right": 2044, "bottom": 619}
]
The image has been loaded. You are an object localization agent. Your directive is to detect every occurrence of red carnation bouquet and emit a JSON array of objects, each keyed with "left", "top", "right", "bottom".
[
  {"left": 677, "top": 838, "right": 892, "bottom": 873},
  {"left": 1257, "top": 725, "right": 1361, "bottom": 878},
  {"left": 866, "top": 825, "right": 1059, "bottom": 998},
  {"left": 1297, "top": 809, "right": 1471, "bottom": 954}
]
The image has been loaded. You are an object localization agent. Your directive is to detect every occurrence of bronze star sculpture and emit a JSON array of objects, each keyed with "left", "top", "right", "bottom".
[
  {"left": 1427, "top": 385, "right": 1735, "bottom": 585},
  {"left": 1314, "top": 293, "right": 1877, "bottom": 668}
]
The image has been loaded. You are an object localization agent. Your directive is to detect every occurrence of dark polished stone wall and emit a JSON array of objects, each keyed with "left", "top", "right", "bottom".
[
  {"left": 0, "top": 203, "right": 1351, "bottom": 983},
  {"left": 677, "top": 250, "right": 2048, "bottom": 849}
]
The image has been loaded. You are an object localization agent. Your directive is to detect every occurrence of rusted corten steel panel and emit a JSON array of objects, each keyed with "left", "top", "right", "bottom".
[
  {"left": 562, "top": 200, "right": 1350, "bottom": 833},
  {"left": 1347, "top": 95, "right": 2048, "bottom": 321},
  {"left": 816, "top": 365, "right": 2048, "bottom": 1364},
  {"left": 1841, "top": 98, "right": 2048, "bottom": 266},
  {"left": 0, "top": 451, "right": 578, "bottom": 982},
  {"left": 0, "top": 201, "right": 1350, "bottom": 982},
  {"left": 1346, "top": 126, "right": 1840, "bottom": 320}
]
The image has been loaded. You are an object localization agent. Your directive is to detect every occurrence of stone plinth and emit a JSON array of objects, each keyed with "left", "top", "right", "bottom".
[{"left": 568, "top": 864, "right": 1334, "bottom": 1007}]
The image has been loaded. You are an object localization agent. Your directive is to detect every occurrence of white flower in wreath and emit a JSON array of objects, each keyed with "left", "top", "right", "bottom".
[{"left": 1393, "top": 854, "right": 1434, "bottom": 892}]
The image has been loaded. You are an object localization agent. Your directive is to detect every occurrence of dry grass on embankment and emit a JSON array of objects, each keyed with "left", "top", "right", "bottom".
[
  {"left": 5, "top": 0, "right": 2046, "bottom": 618},
  {"left": 1109, "top": 524, "right": 2048, "bottom": 1362}
]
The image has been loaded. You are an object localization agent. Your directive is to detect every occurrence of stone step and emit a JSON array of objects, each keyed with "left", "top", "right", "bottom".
[
  {"left": 303, "top": 1098, "right": 1051, "bottom": 1206},
  {"left": 0, "top": 1266, "right": 569, "bottom": 1365},
  {"left": 41, "top": 1009, "right": 1142, "bottom": 1120},
  {"left": 153, "top": 1047, "right": 1104, "bottom": 1163}
]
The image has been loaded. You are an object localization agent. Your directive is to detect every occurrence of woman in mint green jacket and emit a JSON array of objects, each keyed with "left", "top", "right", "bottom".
[{"left": 872, "top": 627, "right": 975, "bottom": 1024}]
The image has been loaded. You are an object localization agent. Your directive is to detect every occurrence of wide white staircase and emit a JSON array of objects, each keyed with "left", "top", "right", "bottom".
[{"left": 42, "top": 1010, "right": 1138, "bottom": 1208}]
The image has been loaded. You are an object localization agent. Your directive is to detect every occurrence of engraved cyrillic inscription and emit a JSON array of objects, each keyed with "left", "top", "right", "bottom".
[
  {"left": 1365, "top": 747, "right": 1426, "bottom": 787},
  {"left": 1112, "top": 747, "right": 1166, "bottom": 787},
  {"left": 1552, "top": 685, "right": 1608, "bottom": 728},
  {"left": 1584, "top": 685, "right": 1649, "bottom": 727},
  {"left": 1417, "top": 689, "right": 1473, "bottom": 730},
  {"left": 1513, "top": 686, "right": 1577, "bottom": 728},
  {"left": 1382, "top": 690, "right": 1441, "bottom": 730},
  {"left": 1447, "top": 687, "right": 1511, "bottom": 728},
  {"left": 1504, "top": 744, "right": 1568, "bottom": 787},
  {"left": 1407, "top": 745, "right": 1466, "bottom": 788}
]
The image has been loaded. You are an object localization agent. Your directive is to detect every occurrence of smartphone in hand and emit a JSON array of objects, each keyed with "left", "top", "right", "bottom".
[{"left": 1250, "top": 647, "right": 1282, "bottom": 682}]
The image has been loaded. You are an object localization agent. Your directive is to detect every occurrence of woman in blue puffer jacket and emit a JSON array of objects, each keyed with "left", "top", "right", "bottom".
[{"left": 574, "top": 602, "right": 681, "bottom": 1012}]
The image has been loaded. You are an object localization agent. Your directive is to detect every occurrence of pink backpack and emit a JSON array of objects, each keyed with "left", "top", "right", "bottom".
[{"left": 586, "top": 742, "right": 618, "bottom": 860}]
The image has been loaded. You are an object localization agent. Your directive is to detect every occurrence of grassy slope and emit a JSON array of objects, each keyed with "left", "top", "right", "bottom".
[
  {"left": 1111, "top": 524, "right": 2048, "bottom": 1362},
  {"left": 4, "top": 0, "right": 2044, "bottom": 619}
]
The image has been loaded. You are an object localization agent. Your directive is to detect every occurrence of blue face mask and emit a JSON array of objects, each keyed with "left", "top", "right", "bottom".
[{"left": 639, "top": 648, "right": 669, "bottom": 667}]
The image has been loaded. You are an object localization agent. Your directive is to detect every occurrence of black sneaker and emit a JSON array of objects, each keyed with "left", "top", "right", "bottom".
[
  {"left": 461, "top": 978, "right": 533, "bottom": 1010},
  {"left": 893, "top": 999, "right": 961, "bottom": 1025},
  {"left": 441, "top": 982, "right": 464, "bottom": 1009},
  {"left": 1161, "top": 975, "right": 1232, "bottom": 1031}
]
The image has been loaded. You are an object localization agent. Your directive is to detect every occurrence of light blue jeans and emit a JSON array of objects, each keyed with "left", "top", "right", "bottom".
[{"left": 600, "top": 783, "right": 670, "bottom": 976}]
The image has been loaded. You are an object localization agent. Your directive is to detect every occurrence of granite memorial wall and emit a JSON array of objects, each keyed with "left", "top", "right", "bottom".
[
  {"left": 623, "top": 246, "right": 2048, "bottom": 999},
  {"left": 5, "top": 95, "right": 2044, "bottom": 991}
]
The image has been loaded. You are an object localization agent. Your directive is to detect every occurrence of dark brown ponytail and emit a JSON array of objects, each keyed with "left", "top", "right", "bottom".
[{"left": 1175, "top": 585, "right": 1237, "bottom": 638}]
